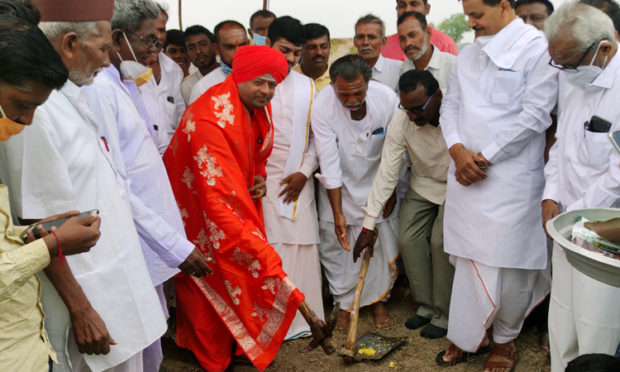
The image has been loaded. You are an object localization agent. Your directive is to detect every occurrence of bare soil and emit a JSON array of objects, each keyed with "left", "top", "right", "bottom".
[{"left": 160, "top": 296, "right": 550, "bottom": 372}]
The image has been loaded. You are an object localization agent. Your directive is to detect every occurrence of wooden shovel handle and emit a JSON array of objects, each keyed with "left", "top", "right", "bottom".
[{"left": 343, "top": 248, "right": 372, "bottom": 362}]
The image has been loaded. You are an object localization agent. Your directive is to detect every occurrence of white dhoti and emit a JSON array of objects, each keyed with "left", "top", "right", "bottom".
[
  {"left": 447, "top": 256, "right": 550, "bottom": 352},
  {"left": 273, "top": 243, "right": 323, "bottom": 340},
  {"left": 319, "top": 218, "right": 399, "bottom": 311},
  {"left": 549, "top": 243, "right": 620, "bottom": 372}
]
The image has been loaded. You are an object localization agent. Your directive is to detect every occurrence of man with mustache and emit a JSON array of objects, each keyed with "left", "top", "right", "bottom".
[
  {"left": 398, "top": 12, "right": 455, "bottom": 90},
  {"left": 180, "top": 25, "right": 217, "bottom": 105},
  {"left": 436, "top": 0, "right": 558, "bottom": 370},
  {"left": 262, "top": 16, "right": 324, "bottom": 340},
  {"left": 354, "top": 14, "right": 401, "bottom": 92},
  {"left": 189, "top": 20, "right": 249, "bottom": 104},
  {"left": 294, "top": 23, "right": 331, "bottom": 92},
  {"left": 164, "top": 29, "right": 190, "bottom": 78},
  {"left": 383, "top": 0, "right": 458, "bottom": 61},
  {"left": 312, "top": 54, "right": 400, "bottom": 331},
  {"left": 0, "top": 0, "right": 168, "bottom": 370}
]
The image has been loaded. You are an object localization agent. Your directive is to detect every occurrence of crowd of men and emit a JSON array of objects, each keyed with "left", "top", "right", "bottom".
[{"left": 1, "top": 0, "right": 619, "bottom": 372}]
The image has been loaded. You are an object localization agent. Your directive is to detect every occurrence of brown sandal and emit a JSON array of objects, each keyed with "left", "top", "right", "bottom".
[{"left": 483, "top": 342, "right": 519, "bottom": 372}]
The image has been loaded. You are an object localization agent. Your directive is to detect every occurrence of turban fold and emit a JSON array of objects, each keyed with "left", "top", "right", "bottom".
[
  {"left": 32, "top": 0, "right": 114, "bottom": 22},
  {"left": 232, "top": 45, "right": 289, "bottom": 85}
]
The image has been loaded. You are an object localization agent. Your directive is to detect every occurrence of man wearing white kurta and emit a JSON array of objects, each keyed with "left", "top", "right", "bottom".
[
  {"left": 139, "top": 51, "right": 185, "bottom": 155},
  {"left": 262, "top": 17, "right": 324, "bottom": 340},
  {"left": 84, "top": 63, "right": 211, "bottom": 371},
  {"left": 0, "top": 2, "right": 167, "bottom": 370},
  {"left": 312, "top": 55, "right": 399, "bottom": 330},
  {"left": 542, "top": 4, "right": 620, "bottom": 371},
  {"left": 436, "top": 0, "right": 558, "bottom": 369},
  {"left": 188, "top": 66, "right": 227, "bottom": 104}
]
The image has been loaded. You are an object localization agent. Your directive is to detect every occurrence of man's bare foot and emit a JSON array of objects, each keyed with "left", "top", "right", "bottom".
[
  {"left": 334, "top": 310, "right": 350, "bottom": 332},
  {"left": 483, "top": 341, "right": 518, "bottom": 372},
  {"left": 373, "top": 302, "right": 394, "bottom": 329}
]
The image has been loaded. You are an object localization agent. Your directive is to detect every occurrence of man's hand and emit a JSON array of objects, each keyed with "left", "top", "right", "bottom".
[
  {"left": 70, "top": 305, "right": 116, "bottom": 355},
  {"left": 382, "top": 192, "right": 397, "bottom": 219},
  {"left": 334, "top": 212, "right": 350, "bottom": 251},
  {"left": 178, "top": 248, "right": 213, "bottom": 277},
  {"left": 353, "top": 228, "right": 378, "bottom": 262},
  {"left": 279, "top": 172, "right": 307, "bottom": 204},
  {"left": 53, "top": 212, "right": 101, "bottom": 256},
  {"left": 249, "top": 175, "right": 266, "bottom": 200},
  {"left": 542, "top": 199, "right": 560, "bottom": 236},
  {"left": 449, "top": 144, "right": 488, "bottom": 186}
]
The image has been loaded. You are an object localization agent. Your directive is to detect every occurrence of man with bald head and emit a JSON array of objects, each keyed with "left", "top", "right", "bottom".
[
  {"left": 383, "top": 0, "right": 458, "bottom": 61},
  {"left": 165, "top": 45, "right": 329, "bottom": 372},
  {"left": 189, "top": 20, "right": 249, "bottom": 103},
  {"left": 0, "top": 0, "right": 167, "bottom": 371}
]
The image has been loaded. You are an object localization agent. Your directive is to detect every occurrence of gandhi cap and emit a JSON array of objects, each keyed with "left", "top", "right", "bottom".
[{"left": 32, "top": 0, "right": 114, "bottom": 22}]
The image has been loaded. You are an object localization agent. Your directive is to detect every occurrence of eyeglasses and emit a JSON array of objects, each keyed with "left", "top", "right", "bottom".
[
  {"left": 548, "top": 43, "right": 595, "bottom": 70},
  {"left": 399, "top": 91, "right": 435, "bottom": 115},
  {"left": 126, "top": 29, "right": 163, "bottom": 49}
]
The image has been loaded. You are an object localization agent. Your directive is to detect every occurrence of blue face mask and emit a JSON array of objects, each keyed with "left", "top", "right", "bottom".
[
  {"left": 220, "top": 60, "right": 233, "bottom": 76},
  {"left": 253, "top": 33, "right": 267, "bottom": 46}
]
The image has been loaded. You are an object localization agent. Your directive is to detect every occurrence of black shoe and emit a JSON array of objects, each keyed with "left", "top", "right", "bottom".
[
  {"left": 420, "top": 323, "right": 447, "bottom": 339},
  {"left": 404, "top": 314, "right": 431, "bottom": 330}
]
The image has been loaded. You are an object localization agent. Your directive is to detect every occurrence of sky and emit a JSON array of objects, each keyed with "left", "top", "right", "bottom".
[{"left": 161, "top": 0, "right": 571, "bottom": 39}]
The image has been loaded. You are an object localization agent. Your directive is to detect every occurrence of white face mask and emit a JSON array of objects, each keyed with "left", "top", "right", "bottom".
[
  {"left": 118, "top": 32, "right": 153, "bottom": 87},
  {"left": 564, "top": 41, "right": 608, "bottom": 89}
]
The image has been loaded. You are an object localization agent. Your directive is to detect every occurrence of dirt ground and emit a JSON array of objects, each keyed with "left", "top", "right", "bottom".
[{"left": 160, "top": 296, "right": 551, "bottom": 372}]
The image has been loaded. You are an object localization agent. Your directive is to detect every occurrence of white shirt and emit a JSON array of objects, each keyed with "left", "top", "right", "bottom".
[
  {"left": 371, "top": 55, "right": 402, "bottom": 92},
  {"left": 312, "top": 80, "right": 399, "bottom": 225},
  {"left": 84, "top": 66, "right": 194, "bottom": 286},
  {"left": 440, "top": 18, "right": 558, "bottom": 270},
  {"left": 400, "top": 46, "right": 456, "bottom": 91},
  {"left": 188, "top": 66, "right": 227, "bottom": 104},
  {"left": 543, "top": 46, "right": 620, "bottom": 211},
  {"left": 0, "top": 81, "right": 166, "bottom": 371},
  {"left": 181, "top": 69, "right": 202, "bottom": 105},
  {"left": 362, "top": 110, "right": 450, "bottom": 230},
  {"left": 139, "top": 52, "right": 186, "bottom": 155},
  {"left": 263, "top": 71, "right": 319, "bottom": 245}
]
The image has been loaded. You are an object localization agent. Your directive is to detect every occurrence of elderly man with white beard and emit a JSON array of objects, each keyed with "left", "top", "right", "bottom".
[
  {"left": 542, "top": 3, "right": 620, "bottom": 370},
  {"left": 0, "top": 0, "right": 167, "bottom": 371}
]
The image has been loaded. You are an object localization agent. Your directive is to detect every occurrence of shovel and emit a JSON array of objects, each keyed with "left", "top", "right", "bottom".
[{"left": 340, "top": 229, "right": 404, "bottom": 363}]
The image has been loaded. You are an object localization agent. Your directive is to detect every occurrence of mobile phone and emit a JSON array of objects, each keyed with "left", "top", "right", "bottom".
[
  {"left": 20, "top": 209, "right": 99, "bottom": 243},
  {"left": 609, "top": 130, "right": 620, "bottom": 154},
  {"left": 585, "top": 115, "right": 612, "bottom": 133}
]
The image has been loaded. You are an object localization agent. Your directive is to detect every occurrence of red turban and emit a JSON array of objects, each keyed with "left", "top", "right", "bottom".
[
  {"left": 32, "top": 0, "right": 114, "bottom": 22},
  {"left": 232, "top": 45, "right": 289, "bottom": 85}
]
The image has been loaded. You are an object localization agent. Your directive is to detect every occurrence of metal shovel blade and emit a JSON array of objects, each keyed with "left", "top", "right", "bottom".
[{"left": 349, "top": 332, "right": 406, "bottom": 361}]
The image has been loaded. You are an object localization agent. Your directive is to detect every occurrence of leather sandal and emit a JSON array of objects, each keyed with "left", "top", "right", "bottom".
[
  {"left": 435, "top": 342, "right": 492, "bottom": 367},
  {"left": 483, "top": 342, "right": 519, "bottom": 372}
]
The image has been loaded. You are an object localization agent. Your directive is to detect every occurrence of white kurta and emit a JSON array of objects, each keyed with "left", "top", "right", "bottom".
[
  {"left": 371, "top": 55, "right": 402, "bottom": 92},
  {"left": 543, "top": 47, "right": 620, "bottom": 371},
  {"left": 139, "top": 52, "right": 186, "bottom": 155},
  {"left": 0, "top": 81, "right": 166, "bottom": 371},
  {"left": 440, "top": 18, "right": 558, "bottom": 270},
  {"left": 263, "top": 70, "right": 323, "bottom": 340},
  {"left": 312, "top": 81, "right": 400, "bottom": 310},
  {"left": 188, "top": 66, "right": 227, "bottom": 104},
  {"left": 84, "top": 66, "right": 194, "bottom": 287},
  {"left": 181, "top": 70, "right": 202, "bottom": 105}
]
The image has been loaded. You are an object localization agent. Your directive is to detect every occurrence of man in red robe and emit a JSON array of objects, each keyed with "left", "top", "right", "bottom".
[{"left": 164, "top": 45, "right": 323, "bottom": 371}]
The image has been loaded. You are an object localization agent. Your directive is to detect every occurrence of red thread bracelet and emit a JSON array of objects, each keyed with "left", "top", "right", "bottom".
[{"left": 51, "top": 230, "right": 66, "bottom": 262}]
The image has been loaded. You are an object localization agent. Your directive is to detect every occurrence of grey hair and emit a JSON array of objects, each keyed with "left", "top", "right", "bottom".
[
  {"left": 545, "top": 1, "right": 615, "bottom": 52},
  {"left": 355, "top": 13, "right": 385, "bottom": 38},
  {"left": 38, "top": 21, "right": 99, "bottom": 41},
  {"left": 111, "top": 0, "right": 160, "bottom": 32}
]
